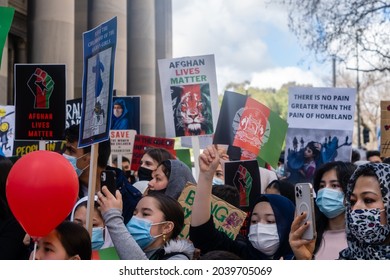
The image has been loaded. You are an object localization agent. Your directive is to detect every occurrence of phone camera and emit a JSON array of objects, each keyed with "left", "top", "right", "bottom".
[{"left": 296, "top": 185, "right": 302, "bottom": 198}]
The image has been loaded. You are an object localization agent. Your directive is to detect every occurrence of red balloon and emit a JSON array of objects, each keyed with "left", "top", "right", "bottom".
[{"left": 6, "top": 150, "right": 78, "bottom": 238}]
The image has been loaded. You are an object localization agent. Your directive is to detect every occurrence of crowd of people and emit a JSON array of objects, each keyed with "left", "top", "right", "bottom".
[{"left": 1, "top": 124, "right": 390, "bottom": 260}]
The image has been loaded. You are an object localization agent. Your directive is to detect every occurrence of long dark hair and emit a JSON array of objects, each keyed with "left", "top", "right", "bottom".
[
  {"left": 313, "top": 161, "right": 356, "bottom": 254},
  {"left": 56, "top": 221, "right": 92, "bottom": 260},
  {"left": 146, "top": 192, "right": 184, "bottom": 240},
  {"left": 144, "top": 147, "right": 175, "bottom": 165}
]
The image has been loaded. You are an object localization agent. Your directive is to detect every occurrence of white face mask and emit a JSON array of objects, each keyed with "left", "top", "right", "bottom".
[
  {"left": 248, "top": 223, "right": 279, "bottom": 256},
  {"left": 113, "top": 109, "right": 122, "bottom": 118}
]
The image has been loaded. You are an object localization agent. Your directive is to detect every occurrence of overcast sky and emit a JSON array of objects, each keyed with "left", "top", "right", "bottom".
[{"left": 172, "top": 0, "right": 330, "bottom": 93}]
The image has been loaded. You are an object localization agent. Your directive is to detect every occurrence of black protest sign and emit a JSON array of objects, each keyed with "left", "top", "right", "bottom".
[{"left": 14, "top": 64, "right": 66, "bottom": 140}]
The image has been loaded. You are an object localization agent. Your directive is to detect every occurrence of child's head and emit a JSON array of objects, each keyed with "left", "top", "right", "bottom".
[
  {"left": 72, "top": 199, "right": 104, "bottom": 228},
  {"left": 32, "top": 221, "right": 91, "bottom": 260}
]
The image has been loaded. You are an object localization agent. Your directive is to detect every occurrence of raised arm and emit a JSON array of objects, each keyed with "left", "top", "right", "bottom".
[
  {"left": 97, "top": 187, "right": 148, "bottom": 260},
  {"left": 191, "top": 145, "right": 220, "bottom": 227}
]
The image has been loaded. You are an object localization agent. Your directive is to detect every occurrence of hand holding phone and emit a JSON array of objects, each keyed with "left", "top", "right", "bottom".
[
  {"left": 100, "top": 170, "right": 117, "bottom": 196},
  {"left": 294, "top": 183, "right": 316, "bottom": 240}
]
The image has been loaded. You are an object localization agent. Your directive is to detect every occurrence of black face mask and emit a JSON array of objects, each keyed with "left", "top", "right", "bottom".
[{"left": 137, "top": 166, "right": 153, "bottom": 181}]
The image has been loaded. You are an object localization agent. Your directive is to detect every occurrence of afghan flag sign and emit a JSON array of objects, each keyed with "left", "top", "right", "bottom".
[{"left": 213, "top": 91, "right": 288, "bottom": 168}]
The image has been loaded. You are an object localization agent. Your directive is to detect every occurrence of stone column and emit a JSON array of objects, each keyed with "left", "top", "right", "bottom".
[
  {"left": 88, "top": 0, "right": 127, "bottom": 97},
  {"left": 127, "top": 0, "right": 156, "bottom": 136},
  {"left": 74, "top": 0, "right": 88, "bottom": 99},
  {"left": 28, "top": 0, "right": 75, "bottom": 100},
  {"left": 155, "top": 0, "right": 172, "bottom": 137}
]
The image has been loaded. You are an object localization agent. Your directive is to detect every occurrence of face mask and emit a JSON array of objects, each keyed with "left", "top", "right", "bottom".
[
  {"left": 349, "top": 208, "right": 390, "bottom": 244},
  {"left": 91, "top": 227, "right": 105, "bottom": 250},
  {"left": 63, "top": 153, "right": 89, "bottom": 177},
  {"left": 276, "top": 165, "right": 285, "bottom": 177},
  {"left": 212, "top": 177, "right": 224, "bottom": 185},
  {"left": 138, "top": 166, "right": 153, "bottom": 181},
  {"left": 125, "top": 216, "right": 166, "bottom": 249},
  {"left": 248, "top": 223, "right": 280, "bottom": 256},
  {"left": 113, "top": 109, "right": 122, "bottom": 118},
  {"left": 315, "top": 188, "right": 345, "bottom": 218}
]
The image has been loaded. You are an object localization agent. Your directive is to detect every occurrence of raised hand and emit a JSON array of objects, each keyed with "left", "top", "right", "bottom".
[
  {"left": 97, "top": 186, "right": 123, "bottom": 215},
  {"left": 27, "top": 68, "right": 55, "bottom": 109},
  {"left": 199, "top": 145, "right": 220, "bottom": 180}
]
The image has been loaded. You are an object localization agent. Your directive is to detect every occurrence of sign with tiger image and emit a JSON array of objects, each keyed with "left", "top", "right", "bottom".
[{"left": 158, "top": 54, "right": 220, "bottom": 138}]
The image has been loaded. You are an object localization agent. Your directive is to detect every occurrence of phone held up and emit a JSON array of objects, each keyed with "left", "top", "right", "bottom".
[
  {"left": 294, "top": 183, "right": 316, "bottom": 240},
  {"left": 100, "top": 170, "right": 117, "bottom": 196}
]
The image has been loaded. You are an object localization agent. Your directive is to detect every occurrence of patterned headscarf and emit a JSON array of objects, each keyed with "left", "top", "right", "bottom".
[{"left": 339, "top": 163, "right": 390, "bottom": 259}]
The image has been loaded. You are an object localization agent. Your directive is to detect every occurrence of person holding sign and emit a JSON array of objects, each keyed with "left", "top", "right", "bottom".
[
  {"left": 63, "top": 124, "right": 142, "bottom": 224},
  {"left": 190, "top": 145, "right": 296, "bottom": 260},
  {"left": 97, "top": 188, "right": 195, "bottom": 260},
  {"left": 290, "top": 163, "right": 390, "bottom": 260}
]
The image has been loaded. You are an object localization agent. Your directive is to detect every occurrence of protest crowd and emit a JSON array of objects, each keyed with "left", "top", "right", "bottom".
[{"left": 2, "top": 5, "right": 390, "bottom": 263}]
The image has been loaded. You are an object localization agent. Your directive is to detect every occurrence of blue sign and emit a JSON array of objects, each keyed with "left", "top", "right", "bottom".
[{"left": 79, "top": 16, "right": 117, "bottom": 148}]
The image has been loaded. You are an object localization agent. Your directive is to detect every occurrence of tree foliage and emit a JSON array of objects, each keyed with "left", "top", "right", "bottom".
[{"left": 281, "top": 0, "right": 390, "bottom": 73}]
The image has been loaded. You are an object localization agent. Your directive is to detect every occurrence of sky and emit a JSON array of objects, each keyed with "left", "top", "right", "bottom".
[{"left": 171, "top": 0, "right": 330, "bottom": 93}]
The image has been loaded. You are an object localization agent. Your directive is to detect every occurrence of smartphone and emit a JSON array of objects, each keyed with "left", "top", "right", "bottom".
[
  {"left": 294, "top": 183, "right": 316, "bottom": 240},
  {"left": 100, "top": 170, "right": 117, "bottom": 196}
]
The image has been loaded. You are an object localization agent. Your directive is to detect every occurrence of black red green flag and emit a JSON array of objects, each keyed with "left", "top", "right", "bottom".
[{"left": 213, "top": 91, "right": 288, "bottom": 168}]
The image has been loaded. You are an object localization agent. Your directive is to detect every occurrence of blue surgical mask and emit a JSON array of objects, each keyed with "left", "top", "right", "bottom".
[
  {"left": 91, "top": 227, "right": 105, "bottom": 250},
  {"left": 315, "top": 188, "right": 345, "bottom": 218},
  {"left": 212, "top": 177, "right": 224, "bottom": 185},
  {"left": 125, "top": 216, "right": 165, "bottom": 249},
  {"left": 63, "top": 153, "right": 88, "bottom": 177}
]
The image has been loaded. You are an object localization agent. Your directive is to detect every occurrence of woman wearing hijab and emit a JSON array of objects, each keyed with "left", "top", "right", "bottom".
[
  {"left": 146, "top": 159, "right": 196, "bottom": 200},
  {"left": 290, "top": 162, "right": 390, "bottom": 260}
]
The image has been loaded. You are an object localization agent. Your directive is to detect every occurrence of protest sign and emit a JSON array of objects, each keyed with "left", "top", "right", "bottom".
[
  {"left": 285, "top": 87, "right": 356, "bottom": 184},
  {"left": 224, "top": 159, "right": 261, "bottom": 210},
  {"left": 79, "top": 16, "right": 117, "bottom": 148},
  {"left": 178, "top": 183, "right": 247, "bottom": 240},
  {"left": 0, "top": 105, "right": 15, "bottom": 157},
  {"left": 111, "top": 96, "right": 140, "bottom": 133},
  {"left": 130, "top": 134, "right": 175, "bottom": 171},
  {"left": 174, "top": 148, "right": 192, "bottom": 170},
  {"left": 213, "top": 91, "right": 288, "bottom": 168},
  {"left": 66, "top": 98, "right": 82, "bottom": 128},
  {"left": 14, "top": 64, "right": 66, "bottom": 141},
  {"left": 110, "top": 129, "right": 136, "bottom": 165},
  {"left": 158, "top": 54, "right": 219, "bottom": 138},
  {"left": 380, "top": 101, "right": 390, "bottom": 157}
]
